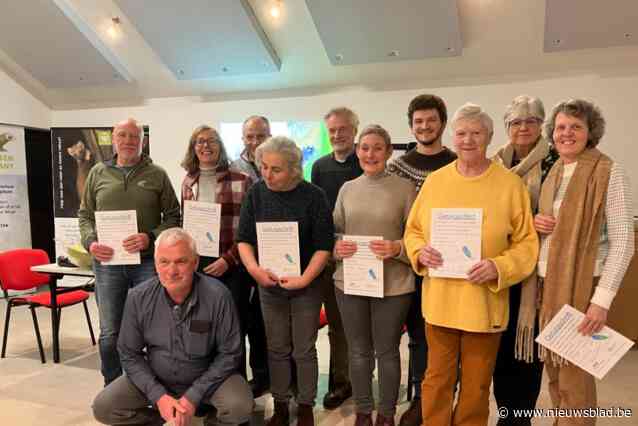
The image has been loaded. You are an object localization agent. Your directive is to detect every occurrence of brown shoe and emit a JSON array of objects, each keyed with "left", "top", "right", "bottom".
[
  {"left": 398, "top": 399, "right": 421, "bottom": 426},
  {"left": 375, "top": 413, "right": 396, "bottom": 426},
  {"left": 355, "top": 412, "right": 373, "bottom": 426},
  {"left": 296, "top": 403, "right": 314, "bottom": 426},
  {"left": 266, "top": 400, "right": 289, "bottom": 426}
]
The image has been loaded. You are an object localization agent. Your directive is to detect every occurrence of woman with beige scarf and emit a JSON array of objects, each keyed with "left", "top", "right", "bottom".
[
  {"left": 535, "top": 99, "right": 634, "bottom": 425},
  {"left": 492, "top": 95, "right": 559, "bottom": 425}
]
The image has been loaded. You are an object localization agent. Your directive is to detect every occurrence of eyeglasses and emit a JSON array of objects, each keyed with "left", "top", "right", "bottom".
[
  {"left": 510, "top": 118, "right": 541, "bottom": 129},
  {"left": 195, "top": 138, "right": 219, "bottom": 147}
]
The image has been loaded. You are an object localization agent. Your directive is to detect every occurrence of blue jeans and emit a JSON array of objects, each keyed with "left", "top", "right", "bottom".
[{"left": 93, "top": 258, "right": 156, "bottom": 385}]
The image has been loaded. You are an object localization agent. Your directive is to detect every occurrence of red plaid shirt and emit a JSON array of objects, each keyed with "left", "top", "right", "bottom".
[{"left": 181, "top": 166, "right": 253, "bottom": 268}]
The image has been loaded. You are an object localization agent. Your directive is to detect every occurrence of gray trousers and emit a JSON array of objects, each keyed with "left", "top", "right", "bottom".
[
  {"left": 92, "top": 374, "right": 252, "bottom": 426},
  {"left": 259, "top": 283, "right": 322, "bottom": 406},
  {"left": 335, "top": 288, "right": 411, "bottom": 417}
]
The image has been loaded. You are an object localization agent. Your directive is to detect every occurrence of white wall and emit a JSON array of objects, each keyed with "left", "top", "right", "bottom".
[
  {"left": 51, "top": 73, "right": 638, "bottom": 212},
  {"left": 0, "top": 68, "right": 50, "bottom": 129}
]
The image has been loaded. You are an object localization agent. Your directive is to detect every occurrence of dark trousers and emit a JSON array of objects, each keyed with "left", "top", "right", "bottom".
[
  {"left": 198, "top": 258, "right": 269, "bottom": 383},
  {"left": 404, "top": 275, "right": 427, "bottom": 398},
  {"left": 319, "top": 263, "right": 350, "bottom": 390},
  {"left": 492, "top": 284, "right": 544, "bottom": 426}
]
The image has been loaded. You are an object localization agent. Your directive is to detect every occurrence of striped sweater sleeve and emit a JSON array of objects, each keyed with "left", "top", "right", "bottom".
[{"left": 591, "top": 163, "right": 635, "bottom": 309}]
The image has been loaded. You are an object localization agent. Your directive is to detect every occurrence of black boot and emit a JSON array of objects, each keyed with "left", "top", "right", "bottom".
[
  {"left": 296, "top": 403, "right": 314, "bottom": 426},
  {"left": 398, "top": 399, "right": 421, "bottom": 426},
  {"left": 266, "top": 400, "right": 290, "bottom": 426}
]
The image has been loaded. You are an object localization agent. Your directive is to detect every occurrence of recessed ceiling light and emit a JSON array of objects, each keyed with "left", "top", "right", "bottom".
[
  {"left": 106, "top": 17, "right": 121, "bottom": 39},
  {"left": 270, "top": 0, "right": 282, "bottom": 18}
]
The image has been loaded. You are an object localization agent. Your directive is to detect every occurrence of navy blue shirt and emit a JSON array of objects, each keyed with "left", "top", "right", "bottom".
[
  {"left": 117, "top": 273, "right": 241, "bottom": 406},
  {"left": 236, "top": 180, "right": 335, "bottom": 295}
]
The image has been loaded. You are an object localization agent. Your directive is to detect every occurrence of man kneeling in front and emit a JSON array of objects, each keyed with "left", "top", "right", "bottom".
[{"left": 93, "top": 227, "right": 252, "bottom": 426}]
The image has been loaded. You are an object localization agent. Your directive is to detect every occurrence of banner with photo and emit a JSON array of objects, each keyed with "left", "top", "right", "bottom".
[
  {"left": 0, "top": 124, "right": 32, "bottom": 251},
  {"left": 51, "top": 127, "right": 150, "bottom": 259}
]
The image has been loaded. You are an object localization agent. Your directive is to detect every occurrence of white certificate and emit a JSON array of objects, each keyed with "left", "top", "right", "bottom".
[
  {"left": 256, "top": 222, "right": 301, "bottom": 277},
  {"left": 182, "top": 200, "right": 221, "bottom": 257},
  {"left": 343, "top": 235, "right": 384, "bottom": 298},
  {"left": 95, "top": 210, "right": 141, "bottom": 265},
  {"left": 429, "top": 208, "right": 482, "bottom": 279},
  {"left": 536, "top": 304, "right": 635, "bottom": 379}
]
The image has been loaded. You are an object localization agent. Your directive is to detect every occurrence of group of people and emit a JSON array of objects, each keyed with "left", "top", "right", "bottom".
[{"left": 77, "top": 92, "right": 634, "bottom": 426}]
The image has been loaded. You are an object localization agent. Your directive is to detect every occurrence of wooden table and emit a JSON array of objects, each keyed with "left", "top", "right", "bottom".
[{"left": 30, "top": 263, "right": 94, "bottom": 363}]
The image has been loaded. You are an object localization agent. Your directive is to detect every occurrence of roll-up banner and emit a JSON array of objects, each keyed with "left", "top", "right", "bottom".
[
  {"left": 0, "top": 125, "right": 32, "bottom": 251},
  {"left": 50, "top": 127, "right": 149, "bottom": 260}
]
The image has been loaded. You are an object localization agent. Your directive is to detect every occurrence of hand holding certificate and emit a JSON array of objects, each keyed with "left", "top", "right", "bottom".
[
  {"left": 95, "top": 210, "right": 141, "bottom": 265},
  {"left": 536, "top": 304, "right": 635, "bottom": 379},
  {"left": 429, "top": 208, "right": 482, "bottom": 279},
  {"left": 256, "top": 222, "right": 301, "bottom": 277},
  {"left": 182, "top": 200, "right": 221, "bottom": 257},
  {"left": 342, "top": 235, "right": 384, "bottom": 298}
]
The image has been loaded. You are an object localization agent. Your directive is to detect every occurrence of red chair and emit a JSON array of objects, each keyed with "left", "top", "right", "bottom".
[
  {"left": 318, "top": 306, "right": 328, "bottom": 329},
  {"left": 0, "top": 249, "right": 95, "bottom": 363}
]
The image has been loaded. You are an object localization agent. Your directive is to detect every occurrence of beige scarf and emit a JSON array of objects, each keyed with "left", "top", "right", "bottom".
[
  {"left": 537, "top": 148, "right": 612, "bottom": 366},
  {"left": 493, "top": 138, "right": 549, "bottom": 362}
]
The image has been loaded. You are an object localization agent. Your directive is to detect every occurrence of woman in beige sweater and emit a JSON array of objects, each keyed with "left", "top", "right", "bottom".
[{"left": 333, "top": 124, "right": 416, "bottom": 426}]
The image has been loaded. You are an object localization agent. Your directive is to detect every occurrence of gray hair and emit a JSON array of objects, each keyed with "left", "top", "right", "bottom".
[
  {"left": 451, "top": 103, "right": 494, "bottom": 136},
  {"left": 358, "top": 124, "right": 392, "bottom": 149},
  {"left": 543, "top": 99, "right": 606, "bottom": 148},
  {"left": 255, "top": 136, "right": 303, "bottom": 181},
  {"left": 155, "top": 227, "right": 198, "bottom": 256},
  {"left": 324, "top": 107, "right": 360, "bottom": 130},
  {"left": 242, "top": 115, "right": 271, "bottom": 134},
  {"left": 503, "top": 95, "right": 545, "bottom": 129},
  {"left": 113, "top": 118, "right": 143, "bottom": 139}
]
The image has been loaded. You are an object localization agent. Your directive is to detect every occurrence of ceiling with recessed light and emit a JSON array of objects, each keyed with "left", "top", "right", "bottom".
[{"left": 0, "top": 0, "right": 637, "bottom": 110}]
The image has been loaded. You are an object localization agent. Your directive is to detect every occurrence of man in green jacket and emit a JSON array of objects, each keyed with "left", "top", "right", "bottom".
[{"left": 78, "top": 118, "right": 181, "bottom": 386}]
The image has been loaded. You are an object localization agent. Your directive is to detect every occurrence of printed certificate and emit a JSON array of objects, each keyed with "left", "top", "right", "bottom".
[
  {"left": 343, "top": 235, "right": 384, "bottom": 298},
  {"left": 256, "top": 222, "right": 301, "bottom": 277},
  {"left": 429, "top": 208, "right": 482, "bottom": 279},
  {"left": 95, "top": 210, "right": 140, "bottom": 265},
  {"left": 182, "top": 200, "right": 221, "bottom": 257},
  {"left": 536, "top": 304, "right": 635, "bottom": 379}
]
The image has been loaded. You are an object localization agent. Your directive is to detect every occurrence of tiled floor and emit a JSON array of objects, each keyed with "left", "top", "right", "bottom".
[{"left": 1, "top": 294, "right": 637, "bottom": 425}]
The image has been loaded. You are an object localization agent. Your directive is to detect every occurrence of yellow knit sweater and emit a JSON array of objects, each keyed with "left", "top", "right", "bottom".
[{"left": 404, "top": 161, "right": 539, "bottom": 333}]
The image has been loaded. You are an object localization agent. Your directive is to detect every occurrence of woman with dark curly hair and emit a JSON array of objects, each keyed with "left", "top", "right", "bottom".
[{"left": 535, "top": 99, "right": 634, "bottom": 425}]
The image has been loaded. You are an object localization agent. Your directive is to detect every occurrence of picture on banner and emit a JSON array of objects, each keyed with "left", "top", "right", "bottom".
[
  {"left": 0, "top": 125, "right": 32, "bottom": 251},
  {"left": 50, "top": 127, "right": 149, "bottom": 257}
]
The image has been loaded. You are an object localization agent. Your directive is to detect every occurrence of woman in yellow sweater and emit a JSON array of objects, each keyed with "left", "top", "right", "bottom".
[{"left": 404, "top": 103, "right": 539, "bottom": 426}]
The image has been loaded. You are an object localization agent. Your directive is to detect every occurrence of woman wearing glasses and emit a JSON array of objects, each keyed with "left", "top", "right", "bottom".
[
  {"left": 491, "top": 96, "right": 559, "bottom": 425},
  {"left": 180, "top": 125, "right": 253, "bottom": 341}
]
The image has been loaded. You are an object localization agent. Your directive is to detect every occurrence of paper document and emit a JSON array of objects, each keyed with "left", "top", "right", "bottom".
[
  {"left": 536, "top": 304, "right": 635, "bottom": 379},
  {"left": 429, "top": 208, "right": 482, "bottom": 279},
  {"left": 95, "top": 210, "right": 140, "bottom": 265},
  {"left": 343, "top": 235, "right": 384, "bottom": 298},
  {"left": 256, "top": 222, "right": 301, "bottom": 277},
  {"left": 182, "top": 200, "right": 221, "bottom": 257}
]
